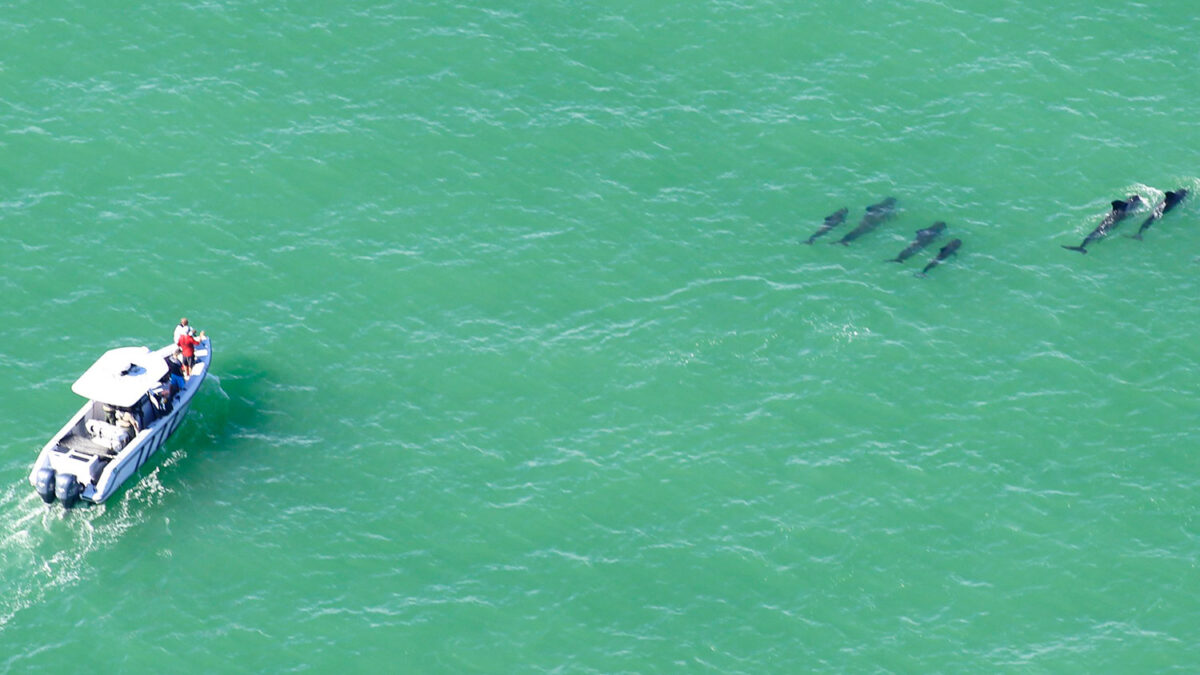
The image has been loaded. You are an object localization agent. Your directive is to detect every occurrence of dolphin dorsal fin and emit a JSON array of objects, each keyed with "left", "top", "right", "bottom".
[{"left": 1111, "top": 200, "right": 1126, "bottom": 210}]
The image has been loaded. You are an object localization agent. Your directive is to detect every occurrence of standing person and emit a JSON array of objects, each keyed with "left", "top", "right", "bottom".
[
  {"left": 177, "top": 328, "right": 205, "bottom": 378},
  {"left": 165, "top": 349, "right": 187, "bottom": 392},
  {"left": 173, "top": 318, "right": 191, "bottom": 343}
]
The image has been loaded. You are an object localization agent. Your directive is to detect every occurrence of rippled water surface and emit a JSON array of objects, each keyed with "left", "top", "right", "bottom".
[{"left": 2, "top": 1, "right": 1199, "bottom": 671}]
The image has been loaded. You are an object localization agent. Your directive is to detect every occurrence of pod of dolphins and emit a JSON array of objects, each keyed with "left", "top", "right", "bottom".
[
  {"left": 806, "top": 188, "right": 1190, "bottom": 277},
  {"left": 805, "top": 196, "right": 960, "bottom": 278}
]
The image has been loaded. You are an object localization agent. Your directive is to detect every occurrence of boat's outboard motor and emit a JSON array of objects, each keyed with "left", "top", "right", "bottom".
[
  {"left": 55, "top": 472, "right": 81, "bottom": 508},
  {"left": 35, "top": 467, "right": 57, "bottom": 504}
]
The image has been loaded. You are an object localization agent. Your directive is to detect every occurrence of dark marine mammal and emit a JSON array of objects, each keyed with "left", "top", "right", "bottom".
[
  {"left": 1061, "top": 195, "right": 1144, "bottom": 253},
  {"left": 833, "top": 197, "right": 897, "bottom": 245},
  {"left": 886, "top": 221, "right": 946, "bottom": 263},
  {"left": 804, "top": 207, "right": 848, "bottom": 244},
  {"left": 1132, "top": 189, "right": 1187, "bottom": 240},
  {"left": 916, "top": 238, "right": 961, "bottom": 277}
]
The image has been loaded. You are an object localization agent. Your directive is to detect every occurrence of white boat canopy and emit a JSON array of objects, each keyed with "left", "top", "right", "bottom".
[{"left": 71, "top": 346, "right": 169, "bottom": 408}]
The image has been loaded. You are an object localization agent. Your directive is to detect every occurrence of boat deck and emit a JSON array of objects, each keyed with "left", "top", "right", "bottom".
[{"left": 55, "top": 432, "right": 118, "bottom": 460}]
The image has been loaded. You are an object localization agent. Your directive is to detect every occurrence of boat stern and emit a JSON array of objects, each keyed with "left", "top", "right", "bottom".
[{"left": 30, "top": 445, "right": 105, "bottom": 507}]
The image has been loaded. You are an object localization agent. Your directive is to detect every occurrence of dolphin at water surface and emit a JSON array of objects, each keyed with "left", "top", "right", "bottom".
[
  {"left": 1132, "top": 189, "right": 1188, "bottom": 240},
  {"left": 833, "top": 197, "right": 897, "bottom": 245},
  {"left": 1061, "top": 195, "right": 1144, "bottom": 253},
  {"left": 887, "top": 221, "right": 946, "bottom": 263},
  {"left": 804, "top": 207, "right": 849, "bottom": 244},
  {"left": 916, "top": 238, "right": 961, "bottom": 277}
]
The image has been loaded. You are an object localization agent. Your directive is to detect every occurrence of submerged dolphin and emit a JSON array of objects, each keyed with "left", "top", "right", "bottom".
[
  {"left": 804, "top": 207, "right": 849, "bottom": 244},
  {"left": 1132, "top": 189, "right": 1188, "bottom": 240},
  {"left": 916, "top": 238, "right": 961, "bottom": 277},
  {"left": 887, "top": 221, "right": 946, "bottom": 263},
  {"left": 834, "top": 197, "right": 897, "bottom": 245},
  {"left": 1061, "top": 195, "right": 1144, "bottom": 254}
]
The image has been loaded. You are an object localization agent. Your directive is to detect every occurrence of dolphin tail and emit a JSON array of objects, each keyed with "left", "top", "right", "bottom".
[
  {"left": 914, "top": 272, "right": 928, "bottom": 279},
  {"left": 1061, "top": 245, "right": 1088, "bottom": 254},
  {"left": 1130, "top": 233, "right": 1143, "bottom": 241}
]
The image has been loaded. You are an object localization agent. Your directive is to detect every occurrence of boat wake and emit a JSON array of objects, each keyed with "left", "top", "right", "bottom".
[{"left": 0, "top": 469, "right": 170, "bottom": 632}]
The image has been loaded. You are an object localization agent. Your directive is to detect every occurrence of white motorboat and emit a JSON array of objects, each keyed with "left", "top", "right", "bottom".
[{"left": 28, "top": 337, "right": 212, "bottom": 507}]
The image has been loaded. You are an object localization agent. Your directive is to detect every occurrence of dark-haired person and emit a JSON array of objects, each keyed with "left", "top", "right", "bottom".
[{"left": 165, "top": 348, "right": 187, "bottom": 393}]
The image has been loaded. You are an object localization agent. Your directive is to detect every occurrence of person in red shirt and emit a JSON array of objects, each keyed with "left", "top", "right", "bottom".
[{"left": 177, "top": 328, "right": 206, "bottom": 377}]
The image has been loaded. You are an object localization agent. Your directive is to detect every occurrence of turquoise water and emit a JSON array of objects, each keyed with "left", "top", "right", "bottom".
[{"left": 2, "top": 0, "right": 1199, "bottom": 671}]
